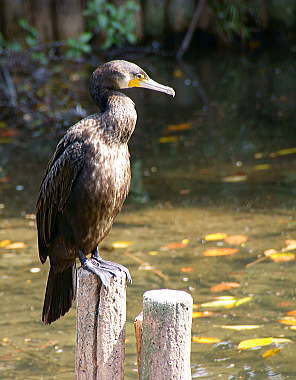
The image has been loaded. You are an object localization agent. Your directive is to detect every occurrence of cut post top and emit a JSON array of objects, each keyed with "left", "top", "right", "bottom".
[{"left": 143, "top": 289, "right": 193, "bottom": 305}]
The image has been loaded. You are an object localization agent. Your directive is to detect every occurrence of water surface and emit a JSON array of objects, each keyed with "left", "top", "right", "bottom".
[{"left": 0, "top": 52, "right": 296, "bottom": 379}]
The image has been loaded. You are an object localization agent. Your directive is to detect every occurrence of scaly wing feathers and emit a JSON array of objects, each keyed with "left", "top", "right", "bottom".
[{"left": 36, "top": 140, "right": 84, "bottom": 263}]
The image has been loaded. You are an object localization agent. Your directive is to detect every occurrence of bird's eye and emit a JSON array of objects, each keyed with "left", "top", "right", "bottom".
[{"left": 136, "top": 73, "right": 144, "bottom": 79}]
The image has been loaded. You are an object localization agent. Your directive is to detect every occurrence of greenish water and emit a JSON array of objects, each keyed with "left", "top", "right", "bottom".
[{"left": 0, "top": 52, "right": 296, "bottom": 379}]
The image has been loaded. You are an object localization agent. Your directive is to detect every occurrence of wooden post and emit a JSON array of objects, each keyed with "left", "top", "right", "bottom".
[
  {"left": 140, "top": 289, "right": 193, "bottom": 380},
  {"left": 134, "top": 311, "right": 143, "bottom": 379},
  {"left": 75, "top": 268, "right": 126, "bottom": 380}
]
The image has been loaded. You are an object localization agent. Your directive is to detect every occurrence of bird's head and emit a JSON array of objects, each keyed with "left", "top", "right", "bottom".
[{"left": 91, "top": 60, "right": 175, "bottom": 97}]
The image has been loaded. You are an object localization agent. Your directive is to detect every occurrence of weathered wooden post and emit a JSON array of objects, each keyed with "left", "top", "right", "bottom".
[
  {"left": 139, "top": 289, "right": 193, "bottom": 380},
  {"left": 75, "top": 268, "right": 126, "bottom": 380}
]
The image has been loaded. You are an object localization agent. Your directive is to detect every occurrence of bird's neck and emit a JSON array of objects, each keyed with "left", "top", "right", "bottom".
[{"left": 92, "top": 87, "right": 137, "bottom": 144}]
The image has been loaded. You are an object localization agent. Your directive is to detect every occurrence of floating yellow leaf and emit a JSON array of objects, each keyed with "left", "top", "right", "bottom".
[
  {"left": 202, "top": 248, "right": 239, "bottom": 256},
  {"left": 112, "top": 241, "right": 134, "bottom": 249},
  {"left": 262, "top": 348, "right": 281, "bottom": 359},
  {"left": 192, "top": 336, "right": 221, "bottom": 344},
  {"left": 192, "top": 311, "right": 214, "bottom": 318},
  {"left": 234, "top": 296, "right": 252, "bottom": 307},
  {"left": 222, "top": 175, "right": 247, "bottom": 183},
  {"left": 270, "top": 252, "right": 295, "bottom": 263},
  {"left": 148, "top": 251, "right": 158, "bottom": 256},
  {"left": 166, "top": 122, "right": 192, "bottom": 132},
  {"left": 238, "top": 337, "right": 273, "bottom": 350},
  {"left": 201, "top": 296, "right": 252, "bottom": 309},
  {"left": 272, "top": 147, "right": 296, "bottom": 157},
  {"left": 4, "top": 242, "right": 27, "bottom": 249},
  {"left": 211, "top": 282, "right": 240, "bottom": 292},
  {"left": 224, "top": 235, "right": 248, "bottom": 245},
  {"left": 253, "top": 164, "right": 271, "bottom": 170},
  {"left": 238, "top": 337, "right": 291, "bottom": 350},
  {"left": 254, "top": 152, "right": 264, "bottom": 159},
  {"left": 278, "top": 316, "right": 296, "bottom": 326},
  {"left": 220, "top": 325, "right": 260, "bottom": 331},
  {"left": 0, "top": 240, "right": 11, "bottom": 248},
  {"left": 158, "top": 136, "right": 179, "bottom": 143},
  {"left": 204, "top": 233, "right": 228, "bottom": 241}
]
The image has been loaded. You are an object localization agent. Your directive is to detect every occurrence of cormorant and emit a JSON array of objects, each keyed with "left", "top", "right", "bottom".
[{"left": 36, "top": 60, "right": 175, "bottom": 324}]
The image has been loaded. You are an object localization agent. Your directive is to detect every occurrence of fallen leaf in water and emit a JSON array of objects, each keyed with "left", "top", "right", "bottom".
[
  {"left": 0, "top": 129, "right": 18, "bottom": 138},
  {"left": 2, "top": 337, "right": 11, "bottom": 345},
  {"left": 210, "top": 282, "right": 240, "bottom": 292},
  {"left": 192, "top": 311, "right": 214, "bottom": 318},
  {"left": 238, "top": 337, "right": 291, "bottom": 350},
  {"left": 202, "top": 248, "right": 239, "bottom": 256},
  {"left": 254, "top": 152, "right": 264, "bottom": 159},
  {"left": 220, "top": 325, "right": 260, "bottom": 331},
  {"left": 201, "top": 297, "right": 234, "bottom": 308},
  {"left": 192, "top": 336, "right": 221, "bottom": 344},
  {"left": 201, "top": 296, "right": 252, "bottom": 309},
  {"left": 253, "top": 164, "right": 271, "bottom": 170},
  {"left": 269, "top": 252, "right": 295, "bottom": 263},
  {"left": 287, "top": 310, "right": 296, "bottom": 316},
  {"left": 0, "top": 240, "right": 11, "bottom": 248},
  {"left": 162, "top": 240, "right": 189, "bottom": 249},
  {"left": 4, "top": 242, "right": 27, "bottom": 249},
  {"left": 278, "top": 316, "right": 296, "bottom": 326},
  {"left": 181, "top": 267, "right": 193, "bottom": 273},
  {"left": 158, "top": 136, "right": 179, "bottom": 143},
  {"left": 262, "top": 348, "right": 281, "bottom": 359},
  {"left": 204, "top": 233, "right": 227, "bottom": 241},
  {"left": 277, "top": 301, "right": 293, "bottom": 308},
  {"left": 112, "top": 241, "right": 134, "bottom": 249},
  {"left": 264, "top": 249, "right": 277, "bottom": 256},
  {"left": 234, "top": 297, "right": 252, "bottom": 307},
  {"left": 284, "top": 240, "right": 296, "bottom": 251},
  {"left": 222, "top": 175, "right": 247, "bottom": 183},
  {"left": 0, "top": 176, "right": 10, "bottom": 184},
  {"left": 173, "top": 68, "right": 184, "bottom": 78},
  {"left": 166, "top": 122, "right": 192, "bottom": 132},
  {"left": 224, "top": 235, "right": 248, "bottom": 245},
  {"left": 271, "top": 147, "right": 296, "bottom": 157},
  {"left": 238, "top": 338, "right": 271, "bottom": 350},
  {"left": 148, "top": 251, "right": 158, "bottom": 256}
]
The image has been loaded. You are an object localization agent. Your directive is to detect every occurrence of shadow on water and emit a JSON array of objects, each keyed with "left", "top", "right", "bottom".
[{"left": 0, "top": 51, "right": 296, "bottom": 379}]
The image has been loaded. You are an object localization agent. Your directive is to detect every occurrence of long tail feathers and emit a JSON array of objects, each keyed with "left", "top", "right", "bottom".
[{"left": 42, "top": 264, "right": 77, "bottom": 324}]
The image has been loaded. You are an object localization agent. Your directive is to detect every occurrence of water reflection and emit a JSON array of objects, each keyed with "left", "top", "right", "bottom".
[{"left": 0, "top": 52, "right": 295, "bottom": 379}]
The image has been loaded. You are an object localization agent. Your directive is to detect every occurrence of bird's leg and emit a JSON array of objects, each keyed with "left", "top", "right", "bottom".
[
  {"left": 78, "top": 251, "right": 114, "bottom": 288},
  {"left": 91, "top": 246, "right": 132, "bottom": 284}
]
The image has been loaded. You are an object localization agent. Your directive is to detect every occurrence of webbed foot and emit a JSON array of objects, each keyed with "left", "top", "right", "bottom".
[
  {"left": 78, "top": 249, "right": 132, "bottom": 288},
  {"left": 91, "top": 247, "right": 132, "bottom": 284}
]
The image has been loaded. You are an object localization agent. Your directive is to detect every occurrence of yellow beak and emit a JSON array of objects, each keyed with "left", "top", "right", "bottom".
[{"left": 128, "top": 78, "right": 175, "bottom": 97}]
